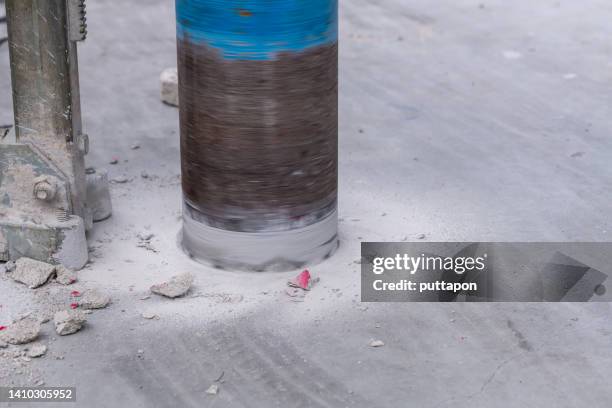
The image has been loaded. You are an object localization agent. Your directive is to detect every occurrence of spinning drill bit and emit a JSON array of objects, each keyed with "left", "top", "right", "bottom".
[{"left": 177, "top": 0, "right": 339, "bottom": 270}]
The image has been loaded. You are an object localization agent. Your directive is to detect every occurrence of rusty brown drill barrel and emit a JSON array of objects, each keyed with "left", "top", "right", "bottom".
[{"left": 177, "top": 0, "right": 339, "bottom": 270}]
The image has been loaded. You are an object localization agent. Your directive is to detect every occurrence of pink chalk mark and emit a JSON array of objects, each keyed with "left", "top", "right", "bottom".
[{"left": 291, "top": 270, "right": 311, "bottom": 290}]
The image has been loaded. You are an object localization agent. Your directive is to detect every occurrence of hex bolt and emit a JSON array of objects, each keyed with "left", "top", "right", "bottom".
[{"left": 33, "top": 176, "right": 58, "bottom": 202}]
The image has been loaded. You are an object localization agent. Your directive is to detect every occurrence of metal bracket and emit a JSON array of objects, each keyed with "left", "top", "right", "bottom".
[
  {"left": 0, "top": 143, "right": 88, "bottom": 268},
  {"left": 2, "top": 0, "right": 110, "bottom": 270}
]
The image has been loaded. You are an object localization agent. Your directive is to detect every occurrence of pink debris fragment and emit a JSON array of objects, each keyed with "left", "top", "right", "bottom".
[
  {"left": 0, "top": 325, "right": 6, "bottom": 331},
  {"left": 71, "top": 291, "right": 81, "bottom": 297},
  {"left": 70, "top": 303, "right": 79, "bottom": 309},
  {"left": 289, "top": 270, "right": 311, "bottom": 290}
]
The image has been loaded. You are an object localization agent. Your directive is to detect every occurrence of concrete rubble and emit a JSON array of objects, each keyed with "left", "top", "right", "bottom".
[
  {"left": 10, "top": 258, "right": 56, "bottom": 289},
  {"left": 2, "top": 260, "right": 15, "bottom": 273},
  {"left": 205, "top": 384, "right": 219, "bottom": 395},
  {"left": 160, "top": 67, "right": 179, "bottom": 107},
  {"left": 79, "top": 289, "right": 111, "bottom": 309},
  {"left": 27, "top": 344, "right": 47, "bottom": 358},
  {"left": 150, "top": 273, "right": 194, "bottom": 298},
  {"left": 54, "top": 310, "right": 87, "bottom": 336},
  {"left": 0, "top": 318, "right": 41, "bottom": 345},
  {"left": 136, "top": 232, "right": 158, "bottom": 253},
  {"left": 55, "top": 266, "right": 78, "bottom": 285}
]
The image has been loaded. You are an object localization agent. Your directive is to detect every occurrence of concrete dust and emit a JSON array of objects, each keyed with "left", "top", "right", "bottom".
[
  {"left": 191, "top": 293, "right": 244, "bottom": 304},
  {"left": 136, "top": 232, "right": 158, "bottom": 253},
  {"left": 1, "top": 0, "right": 611, "bottom": 404},
  {"left": 111, "top": 175, "right": 130, "bottom": 184}
]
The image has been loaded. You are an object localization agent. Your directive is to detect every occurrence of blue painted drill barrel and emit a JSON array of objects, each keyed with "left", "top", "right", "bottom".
[{"left": 177, "top": 0, "right": 339, "bottom": 270}]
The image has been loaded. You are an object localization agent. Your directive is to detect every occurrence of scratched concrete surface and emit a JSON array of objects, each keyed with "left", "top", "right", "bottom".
[{"left": 0, "top": 0, "right": 611, "bottom": 407}]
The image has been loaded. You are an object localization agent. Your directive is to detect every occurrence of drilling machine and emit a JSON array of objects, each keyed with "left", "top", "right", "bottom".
[{"left": 0, "top": 0, "right": 111, "bottom": 270}]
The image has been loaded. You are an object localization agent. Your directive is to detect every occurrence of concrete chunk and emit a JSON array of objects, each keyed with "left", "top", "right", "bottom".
[
  {"left": 55, "top": 265, "right": 77, "bottom": 285},
  {"left": 160, "top": 68, "right": 179, "bottom": 107},
  {"left": 151, "top": 273, "right": 193, "bottom": 298},
  {"left": 27, "top": 343, "right": 47, "bottom": 358},
  {"left": 205, "top": 384, "right": 219, "bottom": 395},
  {"left": 79, "top": 289, "right": 110, "bottom": 309},
  {"left": 0, "top": 318, "right": 40, "bottom": 345},
  {"left": 54, "top": 310, "right": 86, "bottom": 336},
  {"left": 11, "top": 258, "right": 56, "bottom": 288},
  {"left": 369, "top": 339, "right": 385, "bottom": 348}
]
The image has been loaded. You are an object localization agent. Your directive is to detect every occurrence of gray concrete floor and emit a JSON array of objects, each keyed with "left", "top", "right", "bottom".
[{"left": 1, "top": 0, "right": 612, "bottom": 407}]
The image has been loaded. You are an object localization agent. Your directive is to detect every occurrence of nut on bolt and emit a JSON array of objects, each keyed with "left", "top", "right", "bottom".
[{"left": 33, "top": 176, "right": 58, "bottom": 202}]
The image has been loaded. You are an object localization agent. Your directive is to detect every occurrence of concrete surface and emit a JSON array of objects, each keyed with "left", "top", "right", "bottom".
[{"left": 1, "top": 0, "right": 611, "bottom": 407}]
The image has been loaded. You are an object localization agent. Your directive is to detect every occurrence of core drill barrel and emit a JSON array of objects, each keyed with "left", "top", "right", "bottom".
[{"left": 177, "top": 0, "right": 339, "bottom": 270}]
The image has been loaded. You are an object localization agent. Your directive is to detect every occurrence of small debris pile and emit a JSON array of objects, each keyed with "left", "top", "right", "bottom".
[
  {"left": 5, "top": 257, "right": 78, "bottom": 288},
  {"left": 151, "top": 273, "right": 194, "bottom": 298},
  {"left": 0, "top": 256, "right": 110, "bottom": 382}
]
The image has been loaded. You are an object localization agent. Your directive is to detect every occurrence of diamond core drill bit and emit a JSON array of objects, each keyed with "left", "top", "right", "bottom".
[{"left": 177, "top": 0, "right": 339, "bottom": 270}]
